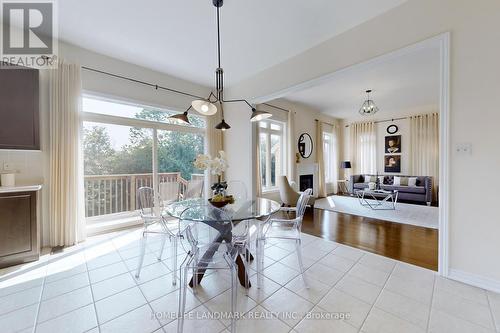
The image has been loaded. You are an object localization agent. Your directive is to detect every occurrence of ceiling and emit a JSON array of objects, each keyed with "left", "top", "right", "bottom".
[
  {"left": 58, "top": 0, "right": 407, "bottom": 87},
  {"left": 283, "top": 44, "right": 440, "bottom": 121}
]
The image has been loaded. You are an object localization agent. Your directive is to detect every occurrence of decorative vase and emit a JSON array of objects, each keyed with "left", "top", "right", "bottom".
[{"left": 211, "top": 175, "right": 227, "bottom": 196}]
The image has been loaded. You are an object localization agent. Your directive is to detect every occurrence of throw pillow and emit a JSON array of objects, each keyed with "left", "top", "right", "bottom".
[
  {"left": 408, "top": 177, "right": 418, "bottom": 187},
  {"left": 378, "top": 176, "right": 385, "bottom": 185},
  {"left": 394, "top": 176, "right": 409, "bottom": 186},
  {"left": 364, "top": 175, "right": 375, "bottom": 183}
]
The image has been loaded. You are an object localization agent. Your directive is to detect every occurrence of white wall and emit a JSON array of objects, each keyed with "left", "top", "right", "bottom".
[
  {"left": 0, "top": 41, "right": 211, "bottom": 247},
  {"left": 224, "top": 0, "right": 500, "bottom": 286}
]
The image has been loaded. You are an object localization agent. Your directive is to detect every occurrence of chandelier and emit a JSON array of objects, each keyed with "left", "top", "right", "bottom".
[
  {"left": 359, "top": 89, "right": 379, "bottom": 116},
  {"left": 169, "top": 0, "right": 272, "bottom": 130}
]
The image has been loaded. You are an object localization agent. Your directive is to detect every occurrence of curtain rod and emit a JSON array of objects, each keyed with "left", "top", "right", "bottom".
[
  {"left": 315, "top": 119, "right": 337, "bottom": 127},
  {"left": 81, "top": 66, "right": 205, "bottom": 100},
  {"left": 262, "top": 103, "right": 291, "bottom": 113},
  {"left": 344, "top": 116, "right": 408, "bottom": 128}
]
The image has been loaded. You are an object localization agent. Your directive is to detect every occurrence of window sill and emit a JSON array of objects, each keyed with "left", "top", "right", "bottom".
[{"left": 262, "top": 188, "right": 279, "bottom": 194}]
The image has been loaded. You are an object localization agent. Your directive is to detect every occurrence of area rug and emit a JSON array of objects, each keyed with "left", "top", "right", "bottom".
[{"left": 315, "top": 195, "right": 439, "bottom": 229}]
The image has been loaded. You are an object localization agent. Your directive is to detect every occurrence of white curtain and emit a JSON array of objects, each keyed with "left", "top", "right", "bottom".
[
  {"left": 349, "top": 121, "right": 377, "bottom": 174},
  {"left": 49, "top": 61, "right": 85, "bottom": 246},
  {"left": 410, "top": 113, "right": 439, "bottom": 200},
  {"left": 254, "top": 125, "right": 262, "bottom": 197},
  {"left": 287, "top": 110, "right": 296, "bottom": 183},
  {"left": 331, "top": 124, "right": 340, "bottom": 194},
  {"left": 316, "top": 121, "right": 327, "bottom": 198},
  {"left": 204, "top": 112, "right": 223, "bottom": 198}
]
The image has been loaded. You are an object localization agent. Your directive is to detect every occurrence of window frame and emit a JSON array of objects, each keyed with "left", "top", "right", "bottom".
[{"left": 258, "top": 119, "right": 287, "bottom": 192}]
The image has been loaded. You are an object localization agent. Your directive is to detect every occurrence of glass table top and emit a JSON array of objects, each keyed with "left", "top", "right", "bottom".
[{"left": 165, "top": 197, "right": 281, "bottom": 222}]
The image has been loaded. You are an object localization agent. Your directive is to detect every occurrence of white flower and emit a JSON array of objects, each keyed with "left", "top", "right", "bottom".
[
  {"left": 193, "top": 151, "right": 228, "bottom": 176},
  {"left": 193, "top": 154, "right": 212, "bottom": 170}
]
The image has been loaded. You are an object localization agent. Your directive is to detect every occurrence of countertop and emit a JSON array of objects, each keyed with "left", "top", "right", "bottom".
[{"left": 0, "top": 185, "right": 43, "bottom": 194}]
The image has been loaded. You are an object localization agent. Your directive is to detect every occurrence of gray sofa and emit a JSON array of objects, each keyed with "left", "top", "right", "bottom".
[{"left": 349, "top": 175, "right": 433, "bottom": 205}]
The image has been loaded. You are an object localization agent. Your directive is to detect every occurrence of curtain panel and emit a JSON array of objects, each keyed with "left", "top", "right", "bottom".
[
  {"left": 49, "top": 61, "right": 85, "bottom": 246},
  {"left": 349, "top": 121, "right": 377, "bottom": 175},
  {"left": 205, "top": 111, "right": 224, "bottom": 197},
  {"left": 331, "top": 124, "right": 340, "bottom": 194},
  {"left": 316, "top": 121, "right": 327, "bottom": 198},
  {"left": 410, "top": 113, "right": 439, "bottom": 200},
  {"left": 287, "top": 110, "right": 296, "bottom": 183}
]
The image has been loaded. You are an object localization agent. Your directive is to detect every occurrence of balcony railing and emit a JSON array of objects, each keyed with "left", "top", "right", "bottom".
[{"left": 84, "top": 172, "right": 204, "bottom": 218}]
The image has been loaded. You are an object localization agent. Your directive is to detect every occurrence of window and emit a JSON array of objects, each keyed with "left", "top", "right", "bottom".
[
  {"left": 82, "top": 95, "right": 205, "bottom": 228},
  {"left": 259, "top": 119, "right": 286, "bottom": 191}
]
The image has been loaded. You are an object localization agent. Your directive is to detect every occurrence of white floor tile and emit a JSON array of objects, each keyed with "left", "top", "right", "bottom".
[
  {"left": 95, "top": 286, "right": 147, "bottom": 324},
  {"left": 245, "top": 275, "right": 281, "bottom": 303},
  {"left": 280, "top": 252, "right": 316, "bottom": 271},
  {"left": 189, "top": 272, "right": 231, "bottom": 303},
  {"left": 37, "top": 286, "right": 93, "bottom": 323},
  {"left": 150, "top": 289, "right": 201, "bottom": 326},
  {"left": 86, "top": 251, "right": 123, "bottom": 271},
  {"left": 375, "top": 289, "right": 430, "bottom": 329},
  {"left": 385, "top": 273, "right": 434, "bottom": 305},
  {"left": 45, "top": 263, "right": 87, "bottom": 284},
  {"left": 91, "top": 272, "right": 137, "bottom": 301},
  {"left": 335, "top": 274, "right": 382, "bottom": 305},
  {"left": 294, "top": 305, "right": 358, "bottom": 333},
  {"left": 263, "top": 246, "right": 292, "bottom": 261},
  {"left": 347, "top": 263, "right": 391, "bottom": 287},
  {"left": 100, "top": 304, "right": 161, "bottom": 333},
  {"left": 0, "top": 276, "right": 44, "bottom": 298},
  {"left": 261, "top": 287, "right": 314, "bottom": 327},
  {"left": 0, "top": 285, "right": 42, "bottom": 315},
  {"left": 36, "top": 304, "right": 97, "bottom": 333},
  {"left": 435, "top": 276, "right": 488, "bottom": 305},
  {"left": 304, "top": 263, "right": 344, "bottom": 286},
  {"left": 428, "top": 308, "right": 495, "bottom": 333},
  {"left": 0, "top": 303, "right": 38, "bottom": 332},
  {"left": 139, "top": 272, "right": 179, "bottom": 302},
  {"left": 132, "top": 262, "right": 171, "bottom": 284},
  {"left": 358, "top": 253, "right": 396, "bottom": 273},
  {"left": 432, "top": 287, "right": 495, "bottom": 330},
  {"left": 235, "top": 305, "right": 290, "bottom": 333},
  {"left": 317, "top": 253, "right": 356, "bottom": 273},
  {"left": 162, "top": 304, "right": 225, "bottom": 333},
  {"left": 284, "top": 274, "right": 332, "bottom": 304},
  {"left": 299, "top": 244, "right": 330, "bottom": 261},
  {"left": 318, "top": 288, "right": 371, "bottom": 329},
  {"left": 204, "top": 289, "right": 257, "bottom": 326},
  {"left": 361, "top": 307, "right": 425, "bottom": 333},
  {"left": 332, "top": 245, "right": 364, "bottom": 261},
  {"left": 487, "top": 291, "right": 500, "bottom": 331},
  {"left": 124, "top": 252, "right": 163, "bottom": 272},
  {"left": 42, "top": 272, "right": 89, "bottom": 300},
  {"left": 262, "top": 262, "right": 300, "bottom": 286},
  {"left": 392, "top": 262, "right": 435, "bottom": 284},
  {"left": 88, "top": 261, "right": 128, "bottom": 284}
]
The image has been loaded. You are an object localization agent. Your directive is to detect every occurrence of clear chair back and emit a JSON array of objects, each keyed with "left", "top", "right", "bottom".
[
  {"left": 180, "top": 204, "right": 235, "bottom": 264},
  {"left": 137, "top": 187, "right": 157, "bottom": 218},
  {"left": 159, "top": 180, "right": 180, "bottom": 204},
  {"left": 226, "top": 180, "right": 248, "bottom": 201},
  {"left": 296, "top": 188, "right": 312, "bottom": 218},
  {"left": 183, "top": 179, "right": 204, "bottom": 200}
]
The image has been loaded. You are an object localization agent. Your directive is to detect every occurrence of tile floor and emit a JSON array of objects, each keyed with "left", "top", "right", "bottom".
[{"left": 1, "top": 227, "right": 499, "bottom": 333}]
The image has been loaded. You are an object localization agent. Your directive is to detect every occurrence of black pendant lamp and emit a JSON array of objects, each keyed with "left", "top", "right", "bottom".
[{"left": 184, "top": 0, "right": 271, "bottom": 130}]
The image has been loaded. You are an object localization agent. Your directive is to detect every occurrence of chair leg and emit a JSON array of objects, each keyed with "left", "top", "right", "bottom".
[
  {"left": 177, "top": 264, "right": 189, "bottom": 333},
  {"left": 229, "top": 263, "right": 237, "bottom": 333},
  {"left": 135, "top": 227, "right": 147, "bottom": 279},
  {"left": 256, "top": 238, "right": 262, "bottom": 289},
  {"left": 296, "top": 239, "right": 308, "bottom": 288},
  {"left": 172, "top": 236, "right": 178, "bottom": 286},
  {"left": 158, "top": 234, "right": 167, "bottom": 261}
]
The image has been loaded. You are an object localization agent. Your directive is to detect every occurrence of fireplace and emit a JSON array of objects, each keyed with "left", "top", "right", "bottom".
[{"left": 299, "top": 174, "right": 314, "bottom": 192}]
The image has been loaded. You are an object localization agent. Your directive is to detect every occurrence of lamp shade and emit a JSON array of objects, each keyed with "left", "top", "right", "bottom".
[
  {"left": 192, "top": 99, "right": 218, "bottom": 115},
  {"left": 168, "top": 112, "right": 190, "bottom": 124},
  {"left": 250, "top": 108, "right": 272, "bottom": 122},
  {"left": 215, "top": 119, "right": 231, "bottom": 131},
  {"left": 341, "top": 161, "right": 352, "bottom": 169}
]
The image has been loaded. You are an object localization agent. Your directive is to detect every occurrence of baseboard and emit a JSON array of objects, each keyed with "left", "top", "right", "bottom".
[{"left": 448, "top": 269, "right": 500, "bottom": 293}]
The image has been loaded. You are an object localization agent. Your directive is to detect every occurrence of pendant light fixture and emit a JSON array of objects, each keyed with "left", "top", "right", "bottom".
[
  {"left": 359, "top": 89, "right": 379, "bottom": 116},
  {"left": 169, "top": 0, "right": 271, "bottom": 129}
]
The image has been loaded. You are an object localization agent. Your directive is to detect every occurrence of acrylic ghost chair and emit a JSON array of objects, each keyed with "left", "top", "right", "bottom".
[
  {"left": 135, "top": 186, "right": 182, "bottom": 285},
  {"left": 256, "top": 188, "right": 313, "bottom": 288},
  {"left": 177, "top": 204, "right": 240, "bottom": 333}
]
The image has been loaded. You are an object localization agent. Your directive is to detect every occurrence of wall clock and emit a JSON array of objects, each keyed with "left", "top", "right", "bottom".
[{"left": 386, "top": 124, "right": 399, "bottom": 134}]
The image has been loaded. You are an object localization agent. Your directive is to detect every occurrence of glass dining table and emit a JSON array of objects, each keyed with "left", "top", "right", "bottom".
[{"left": 165, "top": 197, "right": 281, "bottom": 288}]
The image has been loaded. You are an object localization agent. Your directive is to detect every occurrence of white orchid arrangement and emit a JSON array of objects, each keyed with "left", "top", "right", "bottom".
[{"left": 193, "top": 151, "right": 228, "bottom": 176}]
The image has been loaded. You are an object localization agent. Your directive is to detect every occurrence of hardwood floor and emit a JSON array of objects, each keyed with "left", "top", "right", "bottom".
[{"left": 302, "top": 208, "right": 438, "bottom": 271}]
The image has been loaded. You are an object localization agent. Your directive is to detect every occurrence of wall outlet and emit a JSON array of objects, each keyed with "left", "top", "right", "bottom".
[
  {"left": 3, "top": 162, "right": 13, "bottom": 171},
  {"left": 455, "top": 143, "right": 472, "bottom": 155}
]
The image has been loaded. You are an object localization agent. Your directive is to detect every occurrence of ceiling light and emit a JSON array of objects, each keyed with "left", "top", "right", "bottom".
[
  {"left": 192, "top": 99, "right": 218, "bottom": 115},
  {"left": 359, "top": 89, "right": 379, "bottom": 116},
  {"left": 185, "top": 0, "right": 272, "bottom": 130},
  {"left": 168, "top": 111, "right": 190, "bottom": 124},
  {"left": 250, "top": 108, "right": 272, "bottom": 122}
]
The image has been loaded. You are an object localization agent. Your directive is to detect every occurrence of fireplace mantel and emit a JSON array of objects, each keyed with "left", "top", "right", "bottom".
[{"left": 296, "top": 163, "right": 319, "bottom": 198}]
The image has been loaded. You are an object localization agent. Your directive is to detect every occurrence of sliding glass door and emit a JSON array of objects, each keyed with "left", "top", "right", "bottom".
[{"left": 82, "top": 96, "right": 206, "bottom": 230}]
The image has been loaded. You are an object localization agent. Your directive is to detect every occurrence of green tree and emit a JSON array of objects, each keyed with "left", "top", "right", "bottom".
[{"left": 83, "top": 126, "right": 115, "bottom": 175}]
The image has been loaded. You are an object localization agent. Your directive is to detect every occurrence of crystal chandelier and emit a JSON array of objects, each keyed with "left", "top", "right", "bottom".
[{"left": 359, "top": 89, "right": 379, "bottom": 116}]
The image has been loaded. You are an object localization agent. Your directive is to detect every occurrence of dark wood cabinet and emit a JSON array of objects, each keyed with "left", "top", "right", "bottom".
[
  {"left": 0, "top": 66, "right": 40, "bottom": 150},
  {"left": 0, "top": 190, "right": 39, "bottom": 268}
]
